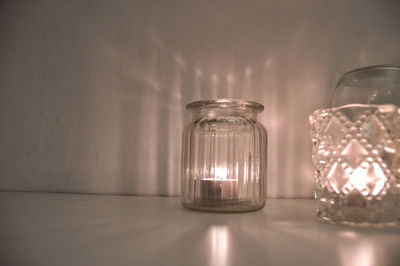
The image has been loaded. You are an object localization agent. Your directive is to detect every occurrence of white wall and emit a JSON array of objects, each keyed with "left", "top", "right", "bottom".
[{"left": 0, "top": 0, "right": 399, "bottom": 197}]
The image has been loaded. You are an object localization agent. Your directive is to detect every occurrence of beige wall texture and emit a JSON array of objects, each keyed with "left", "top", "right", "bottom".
[{"left": 0, "top": 0, "right": 400, "bottom": 197}]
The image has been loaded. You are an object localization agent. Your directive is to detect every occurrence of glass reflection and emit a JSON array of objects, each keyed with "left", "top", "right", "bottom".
[
  {"left": 208, "top": 225, "right": 229, "bottom": 266},
  {"left": 338, "top": 239, "right": 375, "bottom": 266}
]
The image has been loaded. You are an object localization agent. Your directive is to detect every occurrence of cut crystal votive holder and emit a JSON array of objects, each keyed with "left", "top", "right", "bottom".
[{"left": 310, "top": 104, "right": 400, "bottom": 224}]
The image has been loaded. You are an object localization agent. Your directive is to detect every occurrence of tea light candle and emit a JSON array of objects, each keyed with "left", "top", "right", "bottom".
[{"left": 199, "top": 179, "right": 239, "bottom": 201}]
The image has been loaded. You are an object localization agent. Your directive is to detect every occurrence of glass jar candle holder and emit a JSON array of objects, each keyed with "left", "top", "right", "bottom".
[
  {"left": 181, "top": 99, "right": 268, "bottom": 212},
  {"left": 310, "top": 65, "right": 400, "bottom": 224}
]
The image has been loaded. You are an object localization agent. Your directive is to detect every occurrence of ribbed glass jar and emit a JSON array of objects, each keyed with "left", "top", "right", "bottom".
[{"left": 181, "top": 99, "right": 268, "bottom": 212}]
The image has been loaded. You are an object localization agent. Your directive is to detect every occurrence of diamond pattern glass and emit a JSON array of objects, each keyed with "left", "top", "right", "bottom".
[{"left": 310, "top": 104, "right": 400, "bottom": 224}]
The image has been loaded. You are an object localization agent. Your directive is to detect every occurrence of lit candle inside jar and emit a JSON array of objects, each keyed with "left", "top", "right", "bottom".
[
  {"left": 310, "top": 103, "right": 399, "bottom": 223},
  {"left": 199, "top": 167, "right": 238, "bottom": 201},
  {"left": 181, "top": 99, "right": 267, "bottom": 212}
]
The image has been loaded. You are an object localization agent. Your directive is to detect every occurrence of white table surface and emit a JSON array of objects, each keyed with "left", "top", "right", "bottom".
[{"left": 0, "top": 192, "right": 399, "bottom": 266}]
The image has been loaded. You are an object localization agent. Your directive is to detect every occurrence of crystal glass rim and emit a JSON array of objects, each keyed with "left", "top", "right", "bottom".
[
  {"left": 336, "top": 64, "right": 400, "bottom": 85},
  {"left": 342, "top": 64, "right": 400, "bottom": 76},
  {"left": 311, "top": 103, "right": 399, "bottom": 116},
  {"left": 186, "top": 98, "right": 264, "bottom": 112}
]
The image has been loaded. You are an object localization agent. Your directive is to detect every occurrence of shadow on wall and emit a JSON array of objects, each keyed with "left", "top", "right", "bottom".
[
  {"left": 105, "top": 25, "right": 329, "bottom": 197},
  {"left": 98, "top": 19, "right": 400, "bottom": 197},
  {"left": 104, "top": 28, "right": 185, "bottom": 196},
  {"left": 1, "top": 0, "right": 400, "bottom": 197}
]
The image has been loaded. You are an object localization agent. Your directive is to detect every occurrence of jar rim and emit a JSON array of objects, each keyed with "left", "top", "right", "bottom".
[{"left": 186, "top": 98, "right": 264, "bottom": 112}]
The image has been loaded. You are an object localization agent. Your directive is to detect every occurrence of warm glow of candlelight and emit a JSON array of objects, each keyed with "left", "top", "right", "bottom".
[
  {"left": 215, "top": 167, "right": 227, "bottom": 180},
  {"left": 339, "top": 240, "right": 375, "bottom": 266},
  {"left": 182, "top": 99, "right": 267, "bottom": 211},
  {"left": 202, "top": 166, "right": 238, "bottom": 182},
  {"left": 310, "top": 103, "right": 398, "bottom": 223},
  {"left": 209, "top": 226, "right": 229, "bottom": 266}
]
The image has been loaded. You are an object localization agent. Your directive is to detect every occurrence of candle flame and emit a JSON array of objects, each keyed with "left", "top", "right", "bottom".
[
  {"left": 215, "top": 167, "right": 227, "bottom": 180},
  {"left": 202, "top": 166, "right": 237, "bottom": 182}
]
